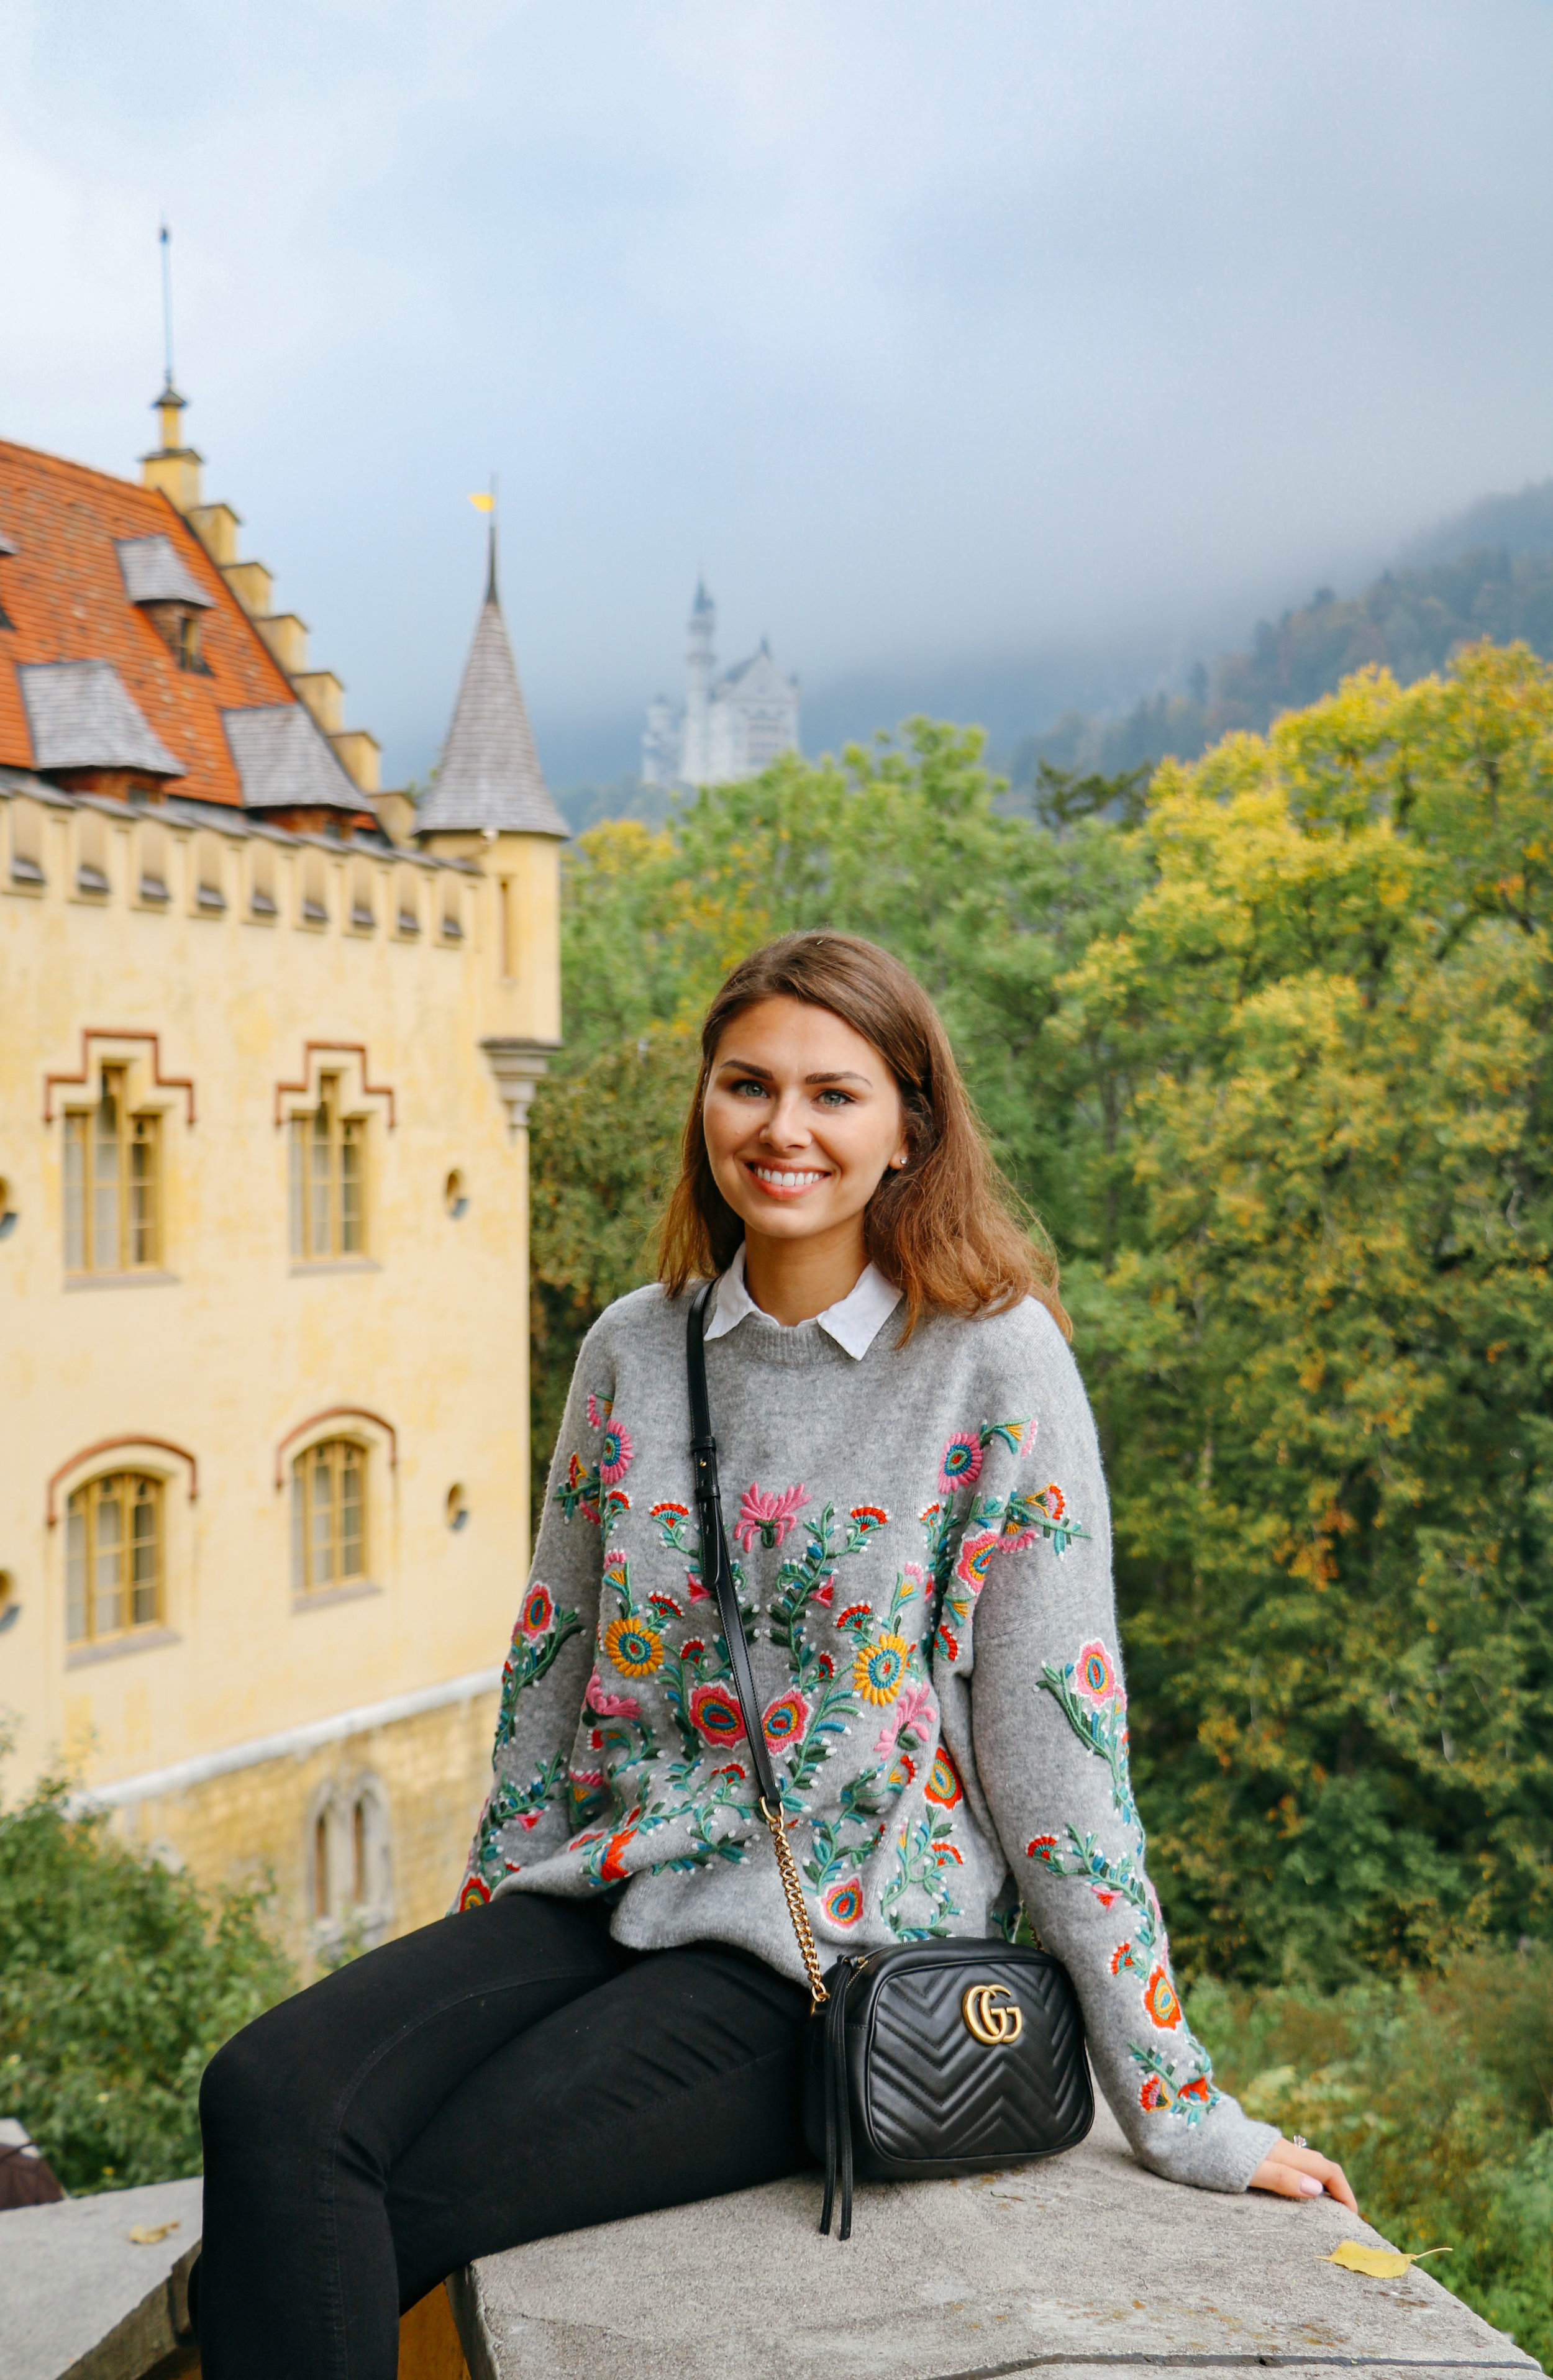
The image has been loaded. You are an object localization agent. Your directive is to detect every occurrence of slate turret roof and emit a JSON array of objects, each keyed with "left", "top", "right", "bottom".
[{"left": 416, "top": 548, "right": 567, "bottom": 838}]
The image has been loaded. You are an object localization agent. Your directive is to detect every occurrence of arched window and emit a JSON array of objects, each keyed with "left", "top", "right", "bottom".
[
  {"left": 288, "top": 1075, "right": 365, "bottom": 1260},
  {"left": 64, "top": 1068, "right": 161, "bottom": 1274},
  {"left": 66, "top": 1472, "right": 162, "bottom": 1645},
  {"left": 291, "top": 1438, "right": 367, "bottom": 1594}
]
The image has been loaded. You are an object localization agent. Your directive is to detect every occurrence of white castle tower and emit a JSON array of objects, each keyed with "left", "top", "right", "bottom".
[{"left": 641, "top": 579, "right": 799, "bottom": 789}]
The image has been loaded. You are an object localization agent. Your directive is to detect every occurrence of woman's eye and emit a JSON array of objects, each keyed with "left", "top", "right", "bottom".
[
  {"left": 817, "top": 1088, "right": 852, "bottom": 1107},
  {"left": 731, "top": 1078, "right": 766, "bottom": 1098}
]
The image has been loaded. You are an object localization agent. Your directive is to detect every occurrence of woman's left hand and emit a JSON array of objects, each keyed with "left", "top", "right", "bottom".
[{"left": 1250, "top": 2137, "right": 1358, "bottom": 2213}]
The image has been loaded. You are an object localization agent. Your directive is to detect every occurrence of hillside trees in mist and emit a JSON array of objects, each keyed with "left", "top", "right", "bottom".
[
  {"left": 528, "top": 648, "right": 1553, "bottom": 1991},
  {"left": 1027, "top": 538, "right": 1553, "bottom": 784}
]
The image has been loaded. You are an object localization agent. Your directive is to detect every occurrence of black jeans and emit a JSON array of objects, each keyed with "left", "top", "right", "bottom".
[{"left": 193, "top": 1894, "right": 809, "bottom": 2379}]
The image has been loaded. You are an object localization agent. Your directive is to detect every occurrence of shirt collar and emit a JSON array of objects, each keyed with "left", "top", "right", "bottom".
[{"left": 706, "top": 1243, "right": 901, "bottom": 1360}]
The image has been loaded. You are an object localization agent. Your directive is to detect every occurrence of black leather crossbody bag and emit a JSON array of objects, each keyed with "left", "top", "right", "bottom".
[{"left": 687, "top": 1282, "right": 1093, "bottom": 2238}]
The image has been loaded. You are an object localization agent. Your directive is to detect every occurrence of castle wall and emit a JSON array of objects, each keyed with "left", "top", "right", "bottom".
[{"left": 0, "top": 782, "right": 554, "bottom": 1961}]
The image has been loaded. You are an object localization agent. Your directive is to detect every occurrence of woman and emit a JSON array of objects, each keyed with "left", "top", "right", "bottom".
[{"left": 195, "top": 930, "right": 1354, "bottom": 2376}]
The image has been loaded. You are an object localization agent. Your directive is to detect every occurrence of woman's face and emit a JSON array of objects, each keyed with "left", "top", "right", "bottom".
[{"left": 702, "top": 996, "right": 908, "bottom": 1250}]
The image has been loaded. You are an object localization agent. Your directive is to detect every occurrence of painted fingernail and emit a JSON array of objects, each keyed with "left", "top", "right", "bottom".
[{"left": 1298, "top": 2176, "right": 1323, "bottom": 2196}]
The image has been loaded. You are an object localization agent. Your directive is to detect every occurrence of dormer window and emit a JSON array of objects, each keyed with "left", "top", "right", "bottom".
[
  {"left": 0, "top": 529, "right": 16, "bottom": 630},
  {"left": 115, "top": 535, "right": 214, "bottom": 675}
]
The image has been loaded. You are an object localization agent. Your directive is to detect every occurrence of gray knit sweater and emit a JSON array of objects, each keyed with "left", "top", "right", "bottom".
[{"left": 460, "top": 1276, "right": 1277, "bottom": 2192}]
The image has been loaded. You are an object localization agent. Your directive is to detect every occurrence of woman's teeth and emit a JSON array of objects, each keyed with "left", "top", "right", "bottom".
[{"left": 752, "top": 1166, "right": 826, "bottom": 1187}]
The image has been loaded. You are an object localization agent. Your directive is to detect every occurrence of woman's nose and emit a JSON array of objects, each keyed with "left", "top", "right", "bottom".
[{"left": 760, "top": 1092, "right": 811, "bottom": 1147}]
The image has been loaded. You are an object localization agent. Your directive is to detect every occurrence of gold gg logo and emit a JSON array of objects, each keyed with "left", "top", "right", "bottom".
[{"left": 961, "top": 1982, "right": 1023, "bottom": 2046}]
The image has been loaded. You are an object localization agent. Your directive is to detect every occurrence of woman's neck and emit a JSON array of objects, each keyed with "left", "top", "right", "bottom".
[{"left": 742, "top": 1225, "right": 868, "bottom": 1327}]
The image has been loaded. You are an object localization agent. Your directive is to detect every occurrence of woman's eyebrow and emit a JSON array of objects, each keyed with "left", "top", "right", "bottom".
[{"left": 713, "top": 1058, "right": 872, "bottom": 1086}]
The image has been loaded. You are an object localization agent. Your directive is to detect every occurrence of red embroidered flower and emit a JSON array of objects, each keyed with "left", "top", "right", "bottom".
[
  {"left": 680, "top": 1637, "right": 707, "bottom": 1664},
  {"left": 887, "top": 1751, "right": 918, "bottom": 1790},
  {"left": 1109, "top": 1941, "right": 1144, "bottom": 1976},
  {"left": 686, "top": 1570, "right": 709, "bottom": 1602},
  {"left": 936, "top": 1620, "right": 960, "bottom": 1662},
  {"left": 599, "top": 1827, "right": 637, "bottom": 1883},
  {"left": 650, "top": 1498, "right": 689, "bottom": 1524},
  {"left": 1179, "top": 2075, "right": 1213, "bottom": 2105},
  {"left": 919, "top": 1501, "right": 942, "bottom": 1528},
  {"left": 1044, "top": 1481, "right": 1067, "bottom": 1522},
  {"left": 1139, "top": 2075, "right": 1167, "bottom": 2112},
  {"left": 835, "top": 1602, "right": 875, "bottom": 1632},
  {"left": 1142, "top": 1965, "right": 1183, "bottom": 2031},
  {"left": 711, "top": 1762, "right": 747, "bottom": 1785},
  {"left": 925, "top": 1747, "right": 965, "bottom": 1809},
  {"left": 458, "top": 1874, "right": 491, "bottom": 1911},
  {"left": 812, "top": 1574, "right": 835, "bottom": 1607},
  {"left": 519, "top": 1583, "right": 555, "bottom": 1641},
  {"left": 816, "top": 1652, "right": 836, "bottom": 1679},
  {"left": 934, "top": 1840, "right": 964, "bottom": 1866},
  {"left": 850, "top": 1505, "right": 889, "bottom": 1535},
  {"left": 647, "top": 1591, "right": 685, "bottom": 1619},
  {"left": 1026, "top": 1832, "right": 1059, "bottom": 1861},
  {"left": 734, "top": 1481, "right": 810, "bottom": 1552},
  {"left": 689, "top": 1682, "right": 747, "bottom": 1748}
]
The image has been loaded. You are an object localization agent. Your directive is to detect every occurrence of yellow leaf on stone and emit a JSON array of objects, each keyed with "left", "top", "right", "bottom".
[
  {"left": 127, "top": 2220, "right": 181, "bottom": 2246},
  {"left": 1325, "top": 2239, "right": 1448, "bottom": 2278}
]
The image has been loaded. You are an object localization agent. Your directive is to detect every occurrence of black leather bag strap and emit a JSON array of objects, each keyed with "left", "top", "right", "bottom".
[
  {"left": 687, "top": 1279, "right": 781, "bottom": 1813},
  {"left": 686, "top": 1279, "right": 830, "bottom": 2008}
]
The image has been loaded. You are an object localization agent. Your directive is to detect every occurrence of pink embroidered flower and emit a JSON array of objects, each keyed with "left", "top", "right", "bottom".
[
  {"left": 689, "top": 1681, "right": 747, "bottom": 1748},
  {"left": 518, "top": 1810, "right": 542, "bottom": 1830},
  {"left": 955, "top": 1528, "right": 1000, "bottom": 1595},
  {"left": 584, "top": 1667, "right": 642, "bottom": 1722},
  {"left": 1000, "top": 1525, "right": 1041, "bottom": 1552},
  {"left": 601, "top": 1553, "right": 630, "bottom": 1596},
  {"left": 811, "top": 1574, "right": 835, "bottom": 1607},
  {"left": 569, "top": 1766, "right": 604, "bottom": 1793},
  {"left": 762, "top": 1689, "right": 809, "bottom": 1750},
  {"left": 898, "top": 1561, "right": 927, "bottom": 1594},
  {"left": 734, "top": 1481, "right": 810, "bottom": 1552},
  {"left": 1074, "top": 1639, "right": 1118, "bottom": 1704},
  {"left": 586, "top": 1392, "right": 613, "bottom": 1430},
  {"left": 686, "top": 1569, "right": 709, "bottom": 1602},
  {"left": 939, "top": 1433, "right": 983, "bottom": 1494},
  {"left": 598, "top": 1423, "right": 634, "bottom": 1486},
  {"left": 873, "top": 1678, "right": 936, "bottom": 1754},
  {"left": 822, "top": 1878, "right": 865, "bottom": 1928}
]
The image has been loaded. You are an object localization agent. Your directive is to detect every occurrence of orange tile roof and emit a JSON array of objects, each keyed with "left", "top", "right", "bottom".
[{"left": 0, "top": 439, "right": 296, "bottom": 807}]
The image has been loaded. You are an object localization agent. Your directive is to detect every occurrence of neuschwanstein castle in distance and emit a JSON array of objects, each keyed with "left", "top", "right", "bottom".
[{"left": 640, "top": 578, "right": 799, "bottom": 788}]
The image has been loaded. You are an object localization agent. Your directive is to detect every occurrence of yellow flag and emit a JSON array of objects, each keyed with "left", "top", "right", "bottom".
[
  {"left": 1325, "top": 2241, "right": 1449, "bottom": 2278},
  {"left": 468, "top": 493, "right": 494, "bottom": 513}
]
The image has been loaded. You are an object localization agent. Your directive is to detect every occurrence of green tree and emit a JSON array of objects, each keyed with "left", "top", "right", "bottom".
[
  {"left": 1051, "top": 645, "right": 1553, "bottom": 1979},
  {"left": 0, "top": 1765, "right": 293, "bottom": 2192}
]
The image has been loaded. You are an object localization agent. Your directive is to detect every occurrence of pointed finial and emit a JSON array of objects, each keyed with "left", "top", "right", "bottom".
[
  {"left": 468, "top": 478, "right": 498, "bottom": 603},
  {"left": 160, "top": 220, "right": 175, "bottom": 392}
]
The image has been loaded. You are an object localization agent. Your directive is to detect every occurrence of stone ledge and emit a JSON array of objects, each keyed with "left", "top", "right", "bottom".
[
  {"left": 0, "top": 2176, "right": 201, "bottom": 2380},
  {"left": 450, "top": 2098, "right": 1541, "bottom": 2380}
]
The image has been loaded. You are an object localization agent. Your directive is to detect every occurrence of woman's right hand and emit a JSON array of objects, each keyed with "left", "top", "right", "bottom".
[{"left": 1250, "top": 2137, "right": 1358, "bottom": 2212}]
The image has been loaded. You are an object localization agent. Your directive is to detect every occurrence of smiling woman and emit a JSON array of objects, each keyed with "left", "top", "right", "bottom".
[{"left": 193, "top": 929, "right": 1350, "bottom": 2376}]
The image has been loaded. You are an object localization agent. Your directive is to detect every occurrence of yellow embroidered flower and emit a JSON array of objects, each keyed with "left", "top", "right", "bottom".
[
  {"left": 854, "top": 1632, "right": 911, "bottom": 1706},
  {"left": 603, "top": 1614, "right": 664, "bottom": 1678}
]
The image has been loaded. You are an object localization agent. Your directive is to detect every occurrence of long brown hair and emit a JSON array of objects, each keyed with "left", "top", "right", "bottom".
[{"left": 658, "top": 931, "right": 1070, "bottom": 1342}]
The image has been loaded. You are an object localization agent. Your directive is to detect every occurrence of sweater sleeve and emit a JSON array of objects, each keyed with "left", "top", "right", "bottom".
[
  {"left": 963, "top": 1306, "right": 1278, "bottom": 2192},
  {"left": 453, "top": 1334, "right": 609, "bottom": 1910}
]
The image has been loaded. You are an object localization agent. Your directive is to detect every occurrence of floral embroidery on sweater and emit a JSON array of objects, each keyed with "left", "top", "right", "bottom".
[{"left": 1028, "top": 1635, "right": 1220, "bottom": 2125}]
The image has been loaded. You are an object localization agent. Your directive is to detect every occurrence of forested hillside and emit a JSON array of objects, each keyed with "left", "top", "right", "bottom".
[{"left": 1025, "top": 483, "right": 1553, "bottom": 783}]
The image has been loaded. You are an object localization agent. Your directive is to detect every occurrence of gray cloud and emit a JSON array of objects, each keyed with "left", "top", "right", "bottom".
[{"left": 2, "top": 0, "right": 1551, "bottom": 783}]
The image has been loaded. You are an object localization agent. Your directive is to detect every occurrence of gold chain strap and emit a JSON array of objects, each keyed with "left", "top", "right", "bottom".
[{"left": 762, "top": 1798, "right": 829, "bottom": 2009}]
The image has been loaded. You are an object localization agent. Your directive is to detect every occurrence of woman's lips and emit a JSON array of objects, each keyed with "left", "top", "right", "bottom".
[{"left": 743, "top": 1160, "right": 831, "bottom": 1199}]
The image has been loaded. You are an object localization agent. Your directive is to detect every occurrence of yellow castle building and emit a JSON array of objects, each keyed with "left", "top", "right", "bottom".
[{"left": 0, "top": 384, "right": 566, "bottom": 1966}]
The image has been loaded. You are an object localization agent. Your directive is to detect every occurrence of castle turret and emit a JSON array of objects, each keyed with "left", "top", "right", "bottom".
[
  {"left": 680, "top": 576, "right": 716, "bottom": 788},
  {"left": 416, "top": 516, "right": 567, "bottom": 1125}
]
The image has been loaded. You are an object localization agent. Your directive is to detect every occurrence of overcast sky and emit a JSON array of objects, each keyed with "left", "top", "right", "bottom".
[{"left": 4, "top": 0, "right": 1552, "bottom": 786}]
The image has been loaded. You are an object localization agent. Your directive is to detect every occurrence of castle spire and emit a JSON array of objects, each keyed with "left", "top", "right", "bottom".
[{"left": 415, "top": 541, "right": 568, "bottom": 839}]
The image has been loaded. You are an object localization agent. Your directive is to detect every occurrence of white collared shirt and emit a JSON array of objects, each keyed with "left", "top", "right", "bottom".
[{"left": 706, "top": 1242, "right": 901, "bottom": 1360}]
